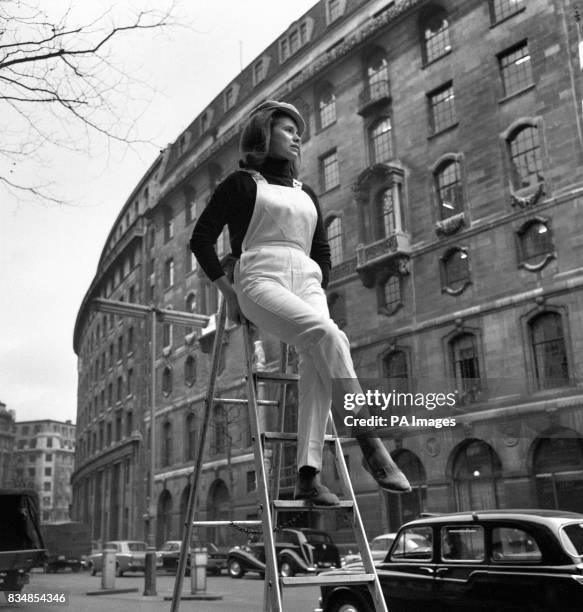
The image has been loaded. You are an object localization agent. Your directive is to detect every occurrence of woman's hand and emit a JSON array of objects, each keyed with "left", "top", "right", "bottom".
[{"left": 214, "top": 275, "right": 245, "bottom": 325}]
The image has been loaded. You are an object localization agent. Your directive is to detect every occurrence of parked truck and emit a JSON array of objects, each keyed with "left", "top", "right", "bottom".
[
  {"left": 41, "top": 522, "right": 91, "bottom": 573},
  {"left": 0, "top": 489, "right": 45, "bottom": 592}
]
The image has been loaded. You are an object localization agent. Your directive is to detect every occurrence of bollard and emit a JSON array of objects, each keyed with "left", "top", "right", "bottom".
[
  {"left": 101, "top": 547, "right": 116, "bottom": 590},
  {"left": 190, "top": 547, "right": 208, "bottom": 594},
  {"left": 143, "top": 546, "right": 157, "bottom": 596}
]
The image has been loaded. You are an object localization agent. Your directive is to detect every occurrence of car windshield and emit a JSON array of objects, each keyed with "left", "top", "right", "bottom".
[
  {"left": 305, "top": 532, "right": 331, "bottom": 545},
  {"left": 561, "top": 523, "right": 583, "bottom": 557},
  {"left": 160, "top": 542, "right": 179, "bottom": 551},
  {"left": 127, "top": 542, "right": 147, "bottom": 552},
  {"left": 371, "top": 537, "right": 394, "bottom": 552}
]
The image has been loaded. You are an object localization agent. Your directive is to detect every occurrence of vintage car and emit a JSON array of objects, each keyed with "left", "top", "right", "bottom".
[
  {"left": 227, "top": 527, "right": 340, "bottom": 578},
  {"left": 158, "top": 540, "right": 228, "bottom": 575},
  {"left": 341, "top": 532, "right": 427, "bottom": 566},
  {"left": 317, "top": 509, "right": 583, "bottom": 612},
  {"left": 86, "top": 540, "right": 162, "bottom": 576}
]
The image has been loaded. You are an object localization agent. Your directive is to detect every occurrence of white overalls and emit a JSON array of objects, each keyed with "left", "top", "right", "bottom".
[{"left": 233, "top": 171, "right": 359, "bottom": 471}]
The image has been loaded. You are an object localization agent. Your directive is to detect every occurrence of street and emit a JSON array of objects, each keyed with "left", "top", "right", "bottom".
[{"left": 0, "top": 570, "right": 320, "bottom": 612}]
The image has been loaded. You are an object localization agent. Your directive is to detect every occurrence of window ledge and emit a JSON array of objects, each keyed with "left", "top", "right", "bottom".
[
  {"left": 489, "top": 7, "right": 526, "bottom": 29},
  {"left": 442, "top": 280, "right": 472, "bottom": 296},
  {"left": 428, "top": 122, "right": 459, "bottom": 140},
  {"left": 518, "top": 252, "right": 556, "bottom": 272},
  {"left": 498, "top": 83, "right": 535, "bottom": 105}
]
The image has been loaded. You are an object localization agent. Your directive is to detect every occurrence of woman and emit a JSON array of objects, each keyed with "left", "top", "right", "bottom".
[{"left": 190, "top": 100, "right": 410, "bottom": 505}]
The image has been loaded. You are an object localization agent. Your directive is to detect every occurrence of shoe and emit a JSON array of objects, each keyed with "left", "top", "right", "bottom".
[
  {"left": 293, "top": 473, "right": 341, "bottom": 506},
  {"left": 357, "top": 436, "right": 412, "bottom": 493}
]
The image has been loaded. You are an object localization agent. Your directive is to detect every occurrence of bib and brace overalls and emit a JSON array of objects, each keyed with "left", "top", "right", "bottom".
[{"left": 233, "top": 171, "right": 361, "bottom": 470}]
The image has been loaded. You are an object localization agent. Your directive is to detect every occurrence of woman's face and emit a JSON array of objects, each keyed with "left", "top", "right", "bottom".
[{"left": 269, "top": 115, "right": 301, "bottom": 161}]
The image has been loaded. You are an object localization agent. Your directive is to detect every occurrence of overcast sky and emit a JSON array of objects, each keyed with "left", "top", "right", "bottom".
[{"left": 0, "top": 0, "right": 318, "bottom": 423}]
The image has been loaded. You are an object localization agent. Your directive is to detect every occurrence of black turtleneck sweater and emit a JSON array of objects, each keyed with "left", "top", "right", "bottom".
[{"left": 190, "top": 158, "right": 331, "bottom": 288}]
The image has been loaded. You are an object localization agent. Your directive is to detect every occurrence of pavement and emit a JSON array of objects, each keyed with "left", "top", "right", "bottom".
[{"left": 0, "top": 570, "right": 320, "bottom": 612}]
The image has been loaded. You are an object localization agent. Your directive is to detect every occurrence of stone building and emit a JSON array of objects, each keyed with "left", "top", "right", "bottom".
[
  {"left": 72, "top": 0, "right": 583, "bottom": 549},
  {"left": 13, "top": 420, "right": 76, "bottom": 523},
  {"left": 0, "top": 401, "right": 16, "bottom": 488}
]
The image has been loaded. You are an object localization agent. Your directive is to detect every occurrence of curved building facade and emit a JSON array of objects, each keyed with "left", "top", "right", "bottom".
[{"left": 73, "top": 0, "right": 583, "bottom": 549}]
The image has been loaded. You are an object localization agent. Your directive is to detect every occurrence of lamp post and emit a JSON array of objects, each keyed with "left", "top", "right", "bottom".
[{"left": 91, "top": 298, "right": 209, "bottom": 596}]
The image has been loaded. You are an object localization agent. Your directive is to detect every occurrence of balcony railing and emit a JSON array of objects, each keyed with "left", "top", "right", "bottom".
[
  {"left": 356, "top": 232, "right": 411, "bottom": 288},
  {"left": 358, "top": 79, "right": 391, "bottom": 115}
]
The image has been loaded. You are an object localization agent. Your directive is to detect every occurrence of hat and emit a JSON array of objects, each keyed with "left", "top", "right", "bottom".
[{"left": 249, "top": 100, "right": 305, "bottom": 136}]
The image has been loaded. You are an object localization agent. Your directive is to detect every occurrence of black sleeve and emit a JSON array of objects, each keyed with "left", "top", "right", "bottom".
[
  {"left": 303, "top": 184, "right": 331, "bottom": 289},
  {"left": 189, "top": 172, "right": 255, "bottom": 281}
]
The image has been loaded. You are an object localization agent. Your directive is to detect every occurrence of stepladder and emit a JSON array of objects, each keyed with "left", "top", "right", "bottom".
[{"left": 170, "top": 293, "right": 389, "bottom": 612}]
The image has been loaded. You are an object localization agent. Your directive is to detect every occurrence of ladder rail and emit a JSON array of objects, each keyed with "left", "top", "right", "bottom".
[{"left": 169, "top": 298, "right": 228, "bottom": 612}]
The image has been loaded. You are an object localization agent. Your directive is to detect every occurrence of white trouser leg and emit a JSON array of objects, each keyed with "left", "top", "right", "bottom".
[{"left": 236, "top": 252, "right": 362, "bottom": 470}]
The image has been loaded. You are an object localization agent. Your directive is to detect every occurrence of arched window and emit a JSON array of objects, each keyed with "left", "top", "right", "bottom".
[
  {"left": 213, "top": 404, "right": 226, "bottom": 455},
  {"left": 185, "top": 413, "right": 196, "bottom": 461},
  {"left": 529, "top": 312, "right": 569, "bottom": 389},
  {"left": 379, "top": 275, "right": 402, "bottom": 315},
  {"left": 441, "top": 248, "right": 470, "bottom": 294},
  {"left": 184, "top": 355, "right": 197, "bottom": 386},
  {"left": 532, "top": 430, "right": 583, "bottom": 512},
  {"left": 387, "top": 450, "right": 426, "bottom": 529},
  {"left": 452, "top": 440, "right": 502, "bottom": 510},
  {"left": 369, "top": 118, "right": 392, "bottom": 164},
  {"left": 420, "top": 6, "right": 451, "bottom": 64},
  {"left": 184, "top": 186, "right": 196, "bottom": 224},
  {"left": 374, "top": 188, "right": 395, "bottom": 240},
  {"left": 517, "top": 219, "right": 554, "bottom": 270},
  {"left": 326, "top": 216, "right": 343, "bottom": 266},
  {"left": 156, "top": 490, "right": 173, "bottom": 546},
  {"left": 185, "top": 292, "right": 198, "bottom": 335},
  {"left": 450, "top": 333, "right": 481, "bottom": 394},
  {"left": 435, "top": 159, "right": 463, "bottom": 219},
  {"left": 162, "top": 366, "right": 173, "bottom": 396},
  {"left": 367, "top": 51, "right": 389, "bottom": 90},
  {"left": 508, "top": 124, "right": 544, "bottom": 190},
  {"left": 318, "top": 85, "right": 336, "bottom": 129}
]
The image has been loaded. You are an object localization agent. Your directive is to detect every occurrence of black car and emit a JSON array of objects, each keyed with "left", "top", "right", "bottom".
[
  {"left": 228, "top": 527, "right": 341, "bottom": 578},
  {"left": 317, "top": 509, "right": 583, "bottom": 612},
  {"left": 158, "top": 540, "right": 228, "bottom": 575}
]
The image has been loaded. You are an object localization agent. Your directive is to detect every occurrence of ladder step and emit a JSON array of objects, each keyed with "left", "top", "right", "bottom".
[
  {"left": 273, "top": 500, "right": 353, "bottom": 510},
  {"left": 253, "top": 371, "right": 299, "bottom": 384},
  {"left": 263, "top": 432, "right": 339, "bottom": 443},
  {"left": 213, "top": 397, "right": 279, "bottom": 407},
  {"left": 281, "top": 573, "right": 376, "bottom": 587},
  {"left": 192, "top": 520, "right": 262, "bottom": 527}
]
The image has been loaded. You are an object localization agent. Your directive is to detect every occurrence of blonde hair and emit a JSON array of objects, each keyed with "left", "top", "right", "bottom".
[{"left": 239, "top": 109, "right": 301, "bottom": 177}]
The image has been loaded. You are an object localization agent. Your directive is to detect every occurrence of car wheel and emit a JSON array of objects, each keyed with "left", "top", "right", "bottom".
[
  {"left": 115, "top": 563, "right": 123, "bottom": 577},
  {"left": 329, "top": 595, "right": 368, "bottom": 612},
  {"left": 279, "top": 559, "right": 294, "bottom": 578},
  {"left": 228, "top": 558, "right": 245, "bottom": 579}
]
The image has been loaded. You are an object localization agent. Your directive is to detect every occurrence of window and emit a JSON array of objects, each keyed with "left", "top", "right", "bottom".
[
  {"left": 117, "top": 336, "right": 123, "bottom": 361},
  {"left": 213, "top": 404, "right": 226, "bottom": 455},
  {"left": 200, "top": 111, "right": 210, "bottom": 134},
  {"left": 381, "top": 275, "right": 402, "bottom": 314},
  {"left": 127, "top": 368, "right": 133, "bottom": 396},
  {"left": 435, "top": 159, "right": 463, "bottom": 219},
  {"left": 279, "top": 19, "right": 312, "bottom": 61},
  {"left": 441, "top": 526, "right": 485, "bottom": 561},
  {"left": 508, "top": 125, "right": 543, "bottom": 190},
  {"left": 162, "top": 421, "right": 172, "bottom": 467},
  {"left": 490, "top": 0, "right": 525, "bottom": 24},
  {"left": 44, "top": 467, "right": 51, "bottom": 476},
  {"left": 224, "top": 86, "right": 235, "bottom": 111},
  {"left": 369, "top": 118, "right": 392, "bottom": 164},
  {"left": 326, "top": 216, "right": 343, "bottom": 266},
  {"left": 517, "top": 219, "right": 554, "bottom": 269},
  {"left": 127, "top": 327, "right": 134, "bottom": 353},
  {"left": 529, "top": 312, "right": 569, "bottom": 389},
  {"left": 45, "top": 453, "right": 52, "bottom": 462},
  {"left": 44, "top": 482, "right": 51, "bottom": 492},
  {"left": 318, "top": 85, "right": 336, "bottom": 129},
  {"left": 375, "top": 188, "right": 395, "bottom": 239},
  {"left": 126, "top": 410, "right": 133, "bottom": 436},
  {"left": 253, "top": 59, "right": 264, "bottom": 85},
  {"left": 116, "top": 376, "right": 123, "bottom": 402},
  {"left": 185, "top": 355, "right": 196, "bottom": 386},
  {"left": 428, "top": 83, "right": 456, "bottom": 134},
  {"left": 321, "top": 150, "right": 339, "bottom": 191},
  {"left": 164, "top": 258, "right": 174, "bottom": 289},
  {"left": 421, "top": 7, "right": 451, "bottom": 64},
  {"left": 186, "top": 247, "right": 197, "bottom": 274},
  {"left": 184, "top": 187, "right": 196, "bottom": 224},
  {"left": 163, "top": 207, "right": 174, "bottom": 242},
  {"left": 365, "top": 51, "right": 390, "bottom": 102},
  {"left": 246, "top": 470, "right": 256, "bottom": 493},
  {"left": 491, "top": 527, "right": 541, "bottom": 562},
  {"left": 383, "top": 350, "right": 409, "bottom": 391},
  {"left": 163, "top": 324, "right": 173, "bottom": 349},
  {"left": 450, "top": 333, "right": 481, "bottom": 394},
  {"left": 442, "top": 248, "right": 470, "bottom": 294},
  {"left": 391, "top": 527, "right": 433, "bottom": 561},
  {"left": 499, "top": 41, "right": 532, "bottom": 97},
  {"left": 108, "top": 382, "right": 113, "bottom": 406},
  {"left": 185, "top": 412, "right": 196, "bottom": 461},
  {"left": 162, "top": 366, "right": 173, "bottom": 396},
  {"left": 46, "top": 437, "right": 53, "bottom": 448},
  {"left": 327, "top": 292, "right": 347, "bottom": 329}
]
